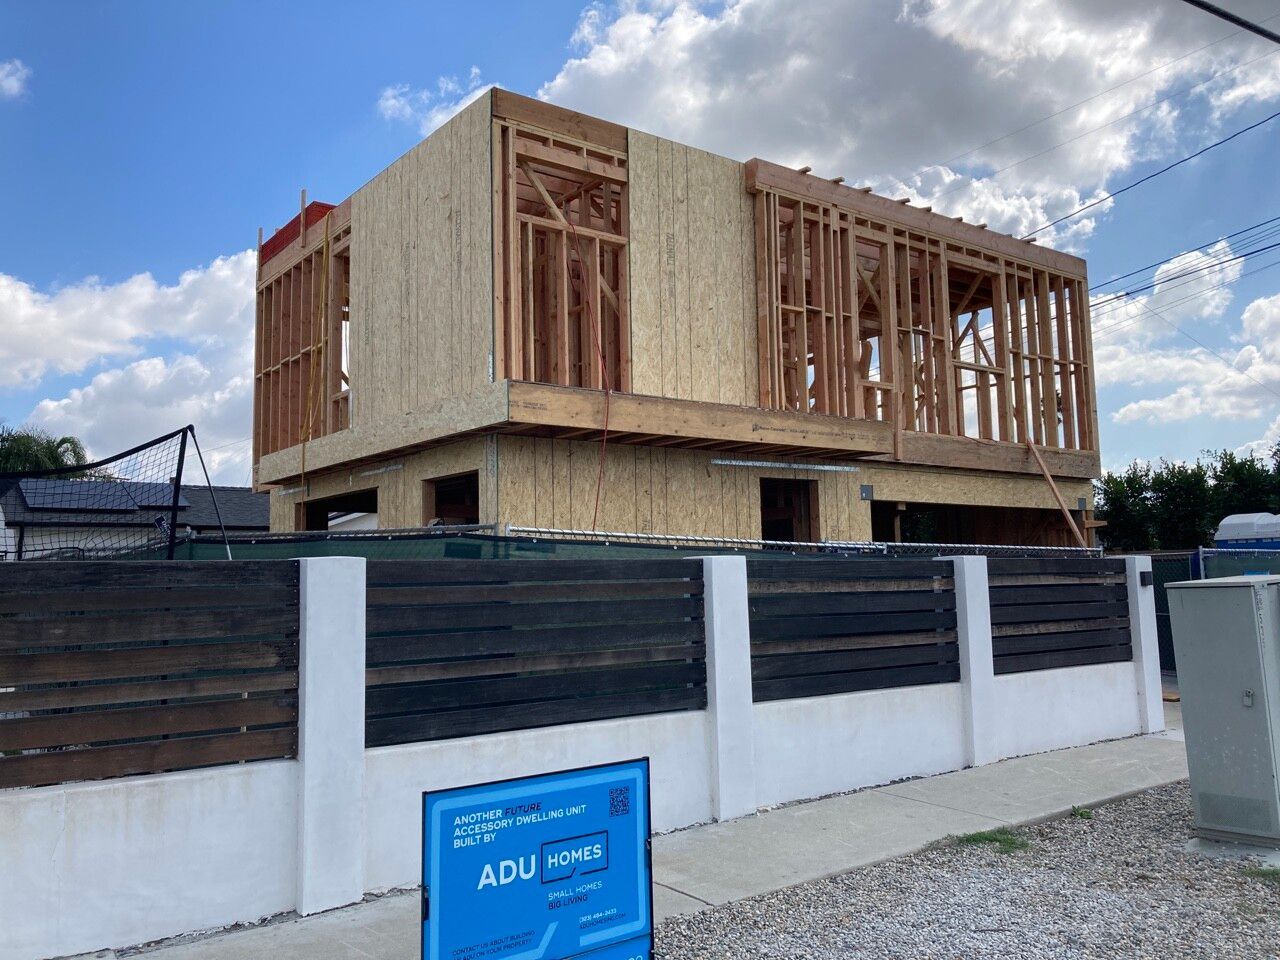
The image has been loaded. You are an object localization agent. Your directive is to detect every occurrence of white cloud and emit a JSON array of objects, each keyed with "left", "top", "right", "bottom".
[
  {"left": 377, "top": 66, "right": 494, "bottom": 136},
  {"left": 1101, "top": 292, "right": 1280, "bottom": 429},
  {"left": 0, "top": 251, "right": 256, "bottom": 390},
  {"left": 534, "top": 0, "right": 1280, "bottom": 247},
  {"left": 0, "top": 59, "right": 30, "bottom": 99},
  {"left": 14, "top": 253, "right": 257, "bottom": 484}
]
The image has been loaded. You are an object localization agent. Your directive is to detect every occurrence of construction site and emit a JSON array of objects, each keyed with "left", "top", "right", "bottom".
[{"left": 252, "top": 89, "right": 1101, "bottom": 548}]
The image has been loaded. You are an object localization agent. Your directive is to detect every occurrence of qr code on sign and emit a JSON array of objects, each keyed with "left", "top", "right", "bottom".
[{"left": 609, "top": 786, "right": 630, "bottom": 817}]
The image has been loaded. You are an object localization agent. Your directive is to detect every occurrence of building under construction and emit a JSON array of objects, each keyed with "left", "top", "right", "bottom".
[{"left": 252, "top": 89, "right": 1101, "bottom": 547}]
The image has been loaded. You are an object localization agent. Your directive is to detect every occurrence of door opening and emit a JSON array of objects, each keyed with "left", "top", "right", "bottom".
[{"left": 759, "top": 478, "right": 819, "bottom": 543}]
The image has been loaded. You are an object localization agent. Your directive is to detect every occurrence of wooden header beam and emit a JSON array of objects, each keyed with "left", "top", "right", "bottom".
[{"left": 745, "top": 158, "right": 1087, "bottom": 277}]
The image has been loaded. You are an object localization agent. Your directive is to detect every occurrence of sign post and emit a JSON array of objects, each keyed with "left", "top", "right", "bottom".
[{"left": 422, "top": 758, "right": 653, "bottom": 960}]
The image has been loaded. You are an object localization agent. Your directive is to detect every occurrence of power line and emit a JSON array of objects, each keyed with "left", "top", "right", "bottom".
[
  {"left": 1128, "top": 295, "right": 1280, "bottom": 403},
  {"left": 1177, "top": 0, "right": 1280, "bottom": 46},
  {"left": 1091, "top": 254, "right": 1280, "bottom": 338},
  {"left": 930, "top": 46, "right": 1277, "bottom": 201},
  {"left": 1021, "top": 106, "right": 1280, "bottom": 238},
  {"left": 1090, "top": 236, "right": 1280, "bottom": 314},
  {"left": 933, "top": 14, "right": 1280, "bottom": 173},
  {"left": 1090, "top": 213, "right": 1280, "bottom": 289}
]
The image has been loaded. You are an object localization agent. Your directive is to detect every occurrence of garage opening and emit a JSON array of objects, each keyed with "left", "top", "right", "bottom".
[
  {"left": 870, "top": 501, "right": 1080, "bottom": 547},
  {"left": 760, "top": 478, "right": 819, "bottom": 543},
  {"left": 298, "top": 488, "right": 378, "bottom": 531},
  {"left": 424, "top": 471, "right": 480, "bottom": 526}
]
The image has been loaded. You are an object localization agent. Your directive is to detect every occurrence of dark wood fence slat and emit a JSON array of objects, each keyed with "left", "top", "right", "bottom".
[
  {"left": 752, "top": 662, "right": 960, "bottom": 702},
  {"left": 988, "top": 584, "right": 1128, "bottom": 606},
  {"left": 366, "top": 646, "right": 699, "bottom": 686},
  {"left": 1, "top": 639, "right": 296, "bottom": 685},
  {"left": 746, "top": 559, "right": 952, "bottom": 580},
  {"left": 0, "top": 561, "right": 297, "bottom": 594},
  {"left": 367, "top": 596, "right": 703, "bottom": 633},
  {"left": 0, "top": 696, "right": 297, "bottom": 751},
  {"left": 0, "top": 670, "right": 298, "bottom": 712},
  {"left": 366, "top": 621, "right": 705, "bottom": 664},
  {"left": 993, "top": 628, "right": 1130, "bottom": 657},
  {"left": 0, "top": 728, "right": 297, "bottom": 790},
  {"left": 752, "top": 644, "right": 959, "bottom": 680},
  {"left": 365, "top": 687, "right": 706, "bottom": 747},
  {"left": 0, "top": 584, "right": 298, "bottom": 616},
  {"left": 989, "top": 601, "right": 1129, "bottom": 626},
  {"left": 986, "top": 558, "right": 1126, "bottom": 576},
  {"left": 750, "top": 590, "right": 956, "bottom": 618},
  {"left": 750, "top": 609, "right": 957, "bottom": 641},
  {"left": 368, "top": 578, "right": 702, "bottom": 606},
  {"left": 750, "top": 630, "right": 956, "bottom": 656},
  {"left": 367, "top": 663, "right": 703, "bottom": 716},
  {"left": 994, "top": 644, "right": 1132, "bottom": 675},
  {"left": 0, "top": 607, "right": 301, "bottom": 649},
  {"left": 365, "top": 558, "right": 703, "bottom": 586}
]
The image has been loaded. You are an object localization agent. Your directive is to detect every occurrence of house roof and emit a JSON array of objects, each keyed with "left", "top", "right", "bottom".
[{"left": 0, "top": 480, "right": 268, "bottom": 531}]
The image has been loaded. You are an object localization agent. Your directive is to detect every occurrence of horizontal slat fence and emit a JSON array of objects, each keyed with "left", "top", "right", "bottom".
[
  {"left": 747, "top": 558, "right": 959, "bottom": 702},
  {"left": 364, "top": 559, "right": 706, "bottom": 746},
  {"left": 988, "top": 558, "right": 1131, "bottom": 674},
  {"left": 0, "top": 561, "right": 299, "bottom": 789}
]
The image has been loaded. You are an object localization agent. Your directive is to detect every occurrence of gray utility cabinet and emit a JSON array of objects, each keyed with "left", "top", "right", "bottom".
[{"left": 1168, "top": 576, "right": 1280, "bottom": 846}]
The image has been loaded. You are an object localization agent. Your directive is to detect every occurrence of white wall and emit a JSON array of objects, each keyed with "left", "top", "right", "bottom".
[
  {"left": 987, "top": 661, "right": 1143, "bottom": 759},
  {"left": 363, "top": 711, "right": 712, "bottom": 892},
  {"left": 1, "top": 761, "right": 298, "bottom": 960},
  {"left": 752, "top": 684, "right": 967, "bottom": 808}
]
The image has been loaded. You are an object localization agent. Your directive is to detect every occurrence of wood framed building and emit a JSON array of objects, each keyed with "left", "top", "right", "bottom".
[{"left": 252, "top": 89, "right": 1101, "bottom": 546}]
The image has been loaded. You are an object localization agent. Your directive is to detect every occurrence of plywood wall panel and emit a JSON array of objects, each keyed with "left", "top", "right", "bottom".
[
  {"left": 349, "top": 93, "right": 492, "bottom": 431},
  {"left": 627, "top": 135, "right": 757, "bottom": 409}
]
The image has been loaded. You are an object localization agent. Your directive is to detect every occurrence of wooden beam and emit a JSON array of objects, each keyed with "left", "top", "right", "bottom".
[{"left": 1026, "top": 439, "right": 1088, "bottom": 548}]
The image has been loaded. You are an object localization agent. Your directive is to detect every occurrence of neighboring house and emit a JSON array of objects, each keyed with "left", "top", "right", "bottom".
[
  {"left": 253, "top": 89, "right": 1100, "bottom": 546},
  {"left": 0, "top": 480, "right": 268, "bottom": 560}
]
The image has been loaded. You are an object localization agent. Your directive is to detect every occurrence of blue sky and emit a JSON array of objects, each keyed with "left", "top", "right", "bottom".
[{"left": 3, "top": 0, "right": 1280, "bottom": 482}]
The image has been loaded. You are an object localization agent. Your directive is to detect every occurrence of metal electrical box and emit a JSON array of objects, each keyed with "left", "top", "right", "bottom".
[{"left": 1168, "top": 576, "right": 1280, "bottom": 847}]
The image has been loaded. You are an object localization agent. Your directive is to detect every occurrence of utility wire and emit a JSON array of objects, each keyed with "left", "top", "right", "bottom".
[
  {"left": 1092, "top": 252, "right": 1280, "bottom": 327},
  {"left": 1091, "top": 255, "right": 1280, "bottom": 338},
  {"left": 1126, "top": 294, "right": 1280, "bottom": 403},
  {"left": 930, "top": 46, "right": 1277, "bottom": 200},
  {"left": 1091, "top": 236, "right": 1280, "bottom": 312},
  {"left": 1177, "top": 0, "right": 1280, "bottom": 46},
  {"left": 1091, "top": 213, "right": 1280, "bottom": 289},
  {"left": 934, "top": 14, "right": 1280, "bottom": 172},
  {"left": 1021, "top": 106, "right": 1280, "bottom": 238}
]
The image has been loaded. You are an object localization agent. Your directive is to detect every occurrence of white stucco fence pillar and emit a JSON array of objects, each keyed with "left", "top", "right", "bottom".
[
  {"left": 945, "top": 555, "right": 998, "bottom": 767},
  {"left": 1123, "top": 554, "right": 1165, "bottom": 734},
  {"left": 297, "top": 557, "right": 367, "bottom": 915},
  {"left": 697, "top": 555, "right": 758, "bottom": 821}
]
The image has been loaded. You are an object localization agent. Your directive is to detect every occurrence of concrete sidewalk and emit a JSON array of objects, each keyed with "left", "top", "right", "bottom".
[{"left": 98, "top": 712, "right": 1187, "bottom": 960}]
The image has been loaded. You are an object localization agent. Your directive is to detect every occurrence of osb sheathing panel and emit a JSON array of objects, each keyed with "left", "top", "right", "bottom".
[
  {"left": 270, "top": 436, "right": 497, "bottom": 532},
  {"left": 628, "top": 131, "right": 757, "bottom": 407},
  {"left": 349, "top": 92, "right": 492, "bottom": 430},
  {"left": 862, "top": 462, "right": 1093, "bottom": 512},
  {"left": 496, "top": 436, "right": 865, "bottom": 542}
]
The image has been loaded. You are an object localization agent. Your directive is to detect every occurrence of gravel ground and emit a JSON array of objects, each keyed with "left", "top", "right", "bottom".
[{"left": 656, "top": 782, "right": 1280, "bottom": 959}]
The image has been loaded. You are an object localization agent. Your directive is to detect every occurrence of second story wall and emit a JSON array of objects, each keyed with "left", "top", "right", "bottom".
[
  {"left": 627, "top": 131, "right": 758, "bottom": 407},
  {"left": 348, "top": 92, "right": 492, "bottom": 428}
]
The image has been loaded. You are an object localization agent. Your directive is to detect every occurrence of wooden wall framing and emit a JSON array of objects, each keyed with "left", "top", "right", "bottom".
[
  {"left": 748, "top": 161, "right": 1098, "bottom": 454},
  {"left": 254, "top": 204, "right": 352, "bottom": 462},
  {"left": 492, "top": 109, "right": 631, "bottom": 391}
]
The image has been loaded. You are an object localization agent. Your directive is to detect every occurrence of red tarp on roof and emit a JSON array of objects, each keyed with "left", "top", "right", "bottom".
[{"left": 260, "top": 201, "right": 336, "bottom": 266}]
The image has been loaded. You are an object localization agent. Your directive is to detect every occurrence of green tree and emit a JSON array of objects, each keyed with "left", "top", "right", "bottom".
[
  {"left": 1208, "top": 450, "right": 1275, "bottom": 520},
  {"left": 1148, "top": 460, "right": 1213, "bottom": 549},
  {"left": 1095, "top": 461, "right": 1154, "bottom": 551},
  {"left": 0, "top": 426, "right": 89, "bottom": 473}
]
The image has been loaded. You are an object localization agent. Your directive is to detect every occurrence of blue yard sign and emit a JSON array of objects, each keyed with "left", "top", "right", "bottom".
[{"left": 422, "top": 758, "right": 652, "bottom": 960}]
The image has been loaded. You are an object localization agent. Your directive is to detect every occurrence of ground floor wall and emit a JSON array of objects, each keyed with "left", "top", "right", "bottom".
[{"left": 269, "top": 434, "right": 1094, "bottom": 545}]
